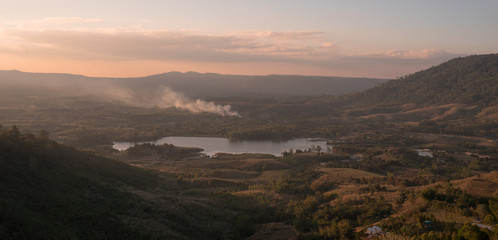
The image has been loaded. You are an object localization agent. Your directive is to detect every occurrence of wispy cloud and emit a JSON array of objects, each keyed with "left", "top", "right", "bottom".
[
  {"left": 334, "top": 49, "right": 463, "bottom": 78},
  {"left": 0, "top": 29, "right": 336, "bottom": 63},
  {"left": 349, "top": 49, "right": 457, "bottom": 60},
  {"left": 1, "top": 17, "right": 102, "bottom": 30},
  {"left": 0, "top": 20, "right": 464, "bottom": 78}
]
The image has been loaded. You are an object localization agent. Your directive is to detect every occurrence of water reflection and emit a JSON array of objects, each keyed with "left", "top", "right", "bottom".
[{"left": 113, "top": 136, "right": 329, "bottom": 156}]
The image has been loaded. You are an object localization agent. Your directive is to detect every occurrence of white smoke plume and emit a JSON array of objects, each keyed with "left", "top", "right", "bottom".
[
  {"left": 108, "top": 86, "right": 241, "bottom": 117},
  {"left": 0, "top": 71, "right": 241, "bottom": 117},
  {"left": 152, "top": 87, "right": 241, "bottom": 117}
]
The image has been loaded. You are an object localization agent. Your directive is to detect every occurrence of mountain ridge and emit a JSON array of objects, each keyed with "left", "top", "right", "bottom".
[
  {"left": 348, "top": 54, "right": 498, "bottom": 106},
  {"left": 0, "top": 70, "right": 387, "bottom": 98}
]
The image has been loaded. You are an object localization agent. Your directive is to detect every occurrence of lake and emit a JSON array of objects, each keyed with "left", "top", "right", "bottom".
[{"left": 113, "top": 136, "right": 329, "bottom": 156}]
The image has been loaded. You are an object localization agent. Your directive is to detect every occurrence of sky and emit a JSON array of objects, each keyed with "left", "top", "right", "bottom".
[{"left": 1, "top": 0, "right": 497, "bottom": 78}]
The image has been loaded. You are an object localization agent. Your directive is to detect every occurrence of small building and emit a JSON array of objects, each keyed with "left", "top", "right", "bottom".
[
  {"left": 423, "top": 220, "right": 434, "bottom": 229},
  {"left": 414, "top": 149, "right": 434, "bottom": 158},
  {"left": 350, "top": 154, "right": 364, "bottom": 161},
  {"left": 366, "top": 226, "right": 382, "bottom": 238}
]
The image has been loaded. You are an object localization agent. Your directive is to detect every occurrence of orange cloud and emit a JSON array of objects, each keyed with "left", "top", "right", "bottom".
[
  {"left": 0, "top": 24, "right": 463, "bottom": 78},
  {"left": 0, "top": 29, "right": 336, "bottom": 62}
]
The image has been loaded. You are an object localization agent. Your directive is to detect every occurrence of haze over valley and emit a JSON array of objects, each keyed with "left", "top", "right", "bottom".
[{"left": 1, "top": 1, "right": 497, "bottom": 239}]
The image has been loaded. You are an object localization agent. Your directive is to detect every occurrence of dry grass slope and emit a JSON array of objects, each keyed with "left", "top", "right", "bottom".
[{"left": 452, "top": 171, "right": 498, "bottom": 197}]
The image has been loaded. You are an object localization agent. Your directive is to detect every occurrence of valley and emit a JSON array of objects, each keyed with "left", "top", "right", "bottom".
[{"left": 0, "top": 54, "right": 497, "bottom": 239}]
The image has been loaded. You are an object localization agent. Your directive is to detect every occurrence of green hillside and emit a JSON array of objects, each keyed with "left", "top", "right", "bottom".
[{"left": 351, "top": 54, "right": 498, "bottom": 106}]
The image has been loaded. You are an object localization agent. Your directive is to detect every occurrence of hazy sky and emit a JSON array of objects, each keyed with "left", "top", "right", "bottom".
[{"left": 1, "top": 0, "right": 497, "bottom": 78}]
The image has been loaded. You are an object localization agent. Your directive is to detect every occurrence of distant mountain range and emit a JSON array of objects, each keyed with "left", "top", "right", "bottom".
[
  {"left": 349, "top": 54, "right": 498, "bottom": 106},
  {"left": 128, "top": 72, "right": 388, "bottom": 97},
  {"left": 0, "top": 70, "right": 387, "bottom": 98},
  {"left": 1, "top": 54, "right": 496, "bottom": 104},
  {"left": 1, "top": 54, "right": 496, "bottom": 115}
]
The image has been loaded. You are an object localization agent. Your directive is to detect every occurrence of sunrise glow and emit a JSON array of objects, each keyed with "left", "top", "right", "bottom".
[{"left": 1, "top": 0, "right": 497, "bottom": 78}]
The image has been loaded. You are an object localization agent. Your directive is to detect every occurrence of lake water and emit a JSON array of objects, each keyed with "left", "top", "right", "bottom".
[{"left": 113, "top": 137, "right": 329, "bottom": 156}]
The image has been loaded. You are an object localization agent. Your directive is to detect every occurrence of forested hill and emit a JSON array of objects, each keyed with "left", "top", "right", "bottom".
[
  {"left": 349, "top": 54, "right": 498, "bottom": 106},
  {"left": 0, "top": 126, "right": 237, "bottom": 239}
]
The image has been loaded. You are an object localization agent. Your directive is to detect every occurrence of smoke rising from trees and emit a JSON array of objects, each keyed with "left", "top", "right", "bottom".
[
  {"left": 0, "top": 70, "right": 241, "bottom": 117},
  {"left": 107, "top": 86, "right": 241, "bottom": 117}
]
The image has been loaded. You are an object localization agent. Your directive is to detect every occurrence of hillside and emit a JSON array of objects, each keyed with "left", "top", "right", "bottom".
[
  {"left": 0, "top": 126, "right": 242, "bottom": 239},
  {"left": 350, "top": 54, "right": 498, "bottom": 106}
]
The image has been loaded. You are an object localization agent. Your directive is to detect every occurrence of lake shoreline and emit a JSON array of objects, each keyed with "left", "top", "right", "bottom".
[{"left": 113, "top": 136, "right": 329, "bottom": 157}]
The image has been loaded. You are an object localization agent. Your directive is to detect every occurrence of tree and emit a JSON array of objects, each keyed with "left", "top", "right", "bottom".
[
  {"left": 316, "top": 145, "right": 322, "bottom": 153},
  {"left": 176, "top": 175, "right": 186, "bottom": 184},
  {"left": 456, "top": 223, "right": 490, "bottom": 240},
  {"left": 327, "top": 146, "right": 333, "bottom": 153},
  {"left": 39, "top": 130, "right": 49, "bottom": 139},
  {"left": 7, "top": 125, "right": 20, "bottom": 138}
]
